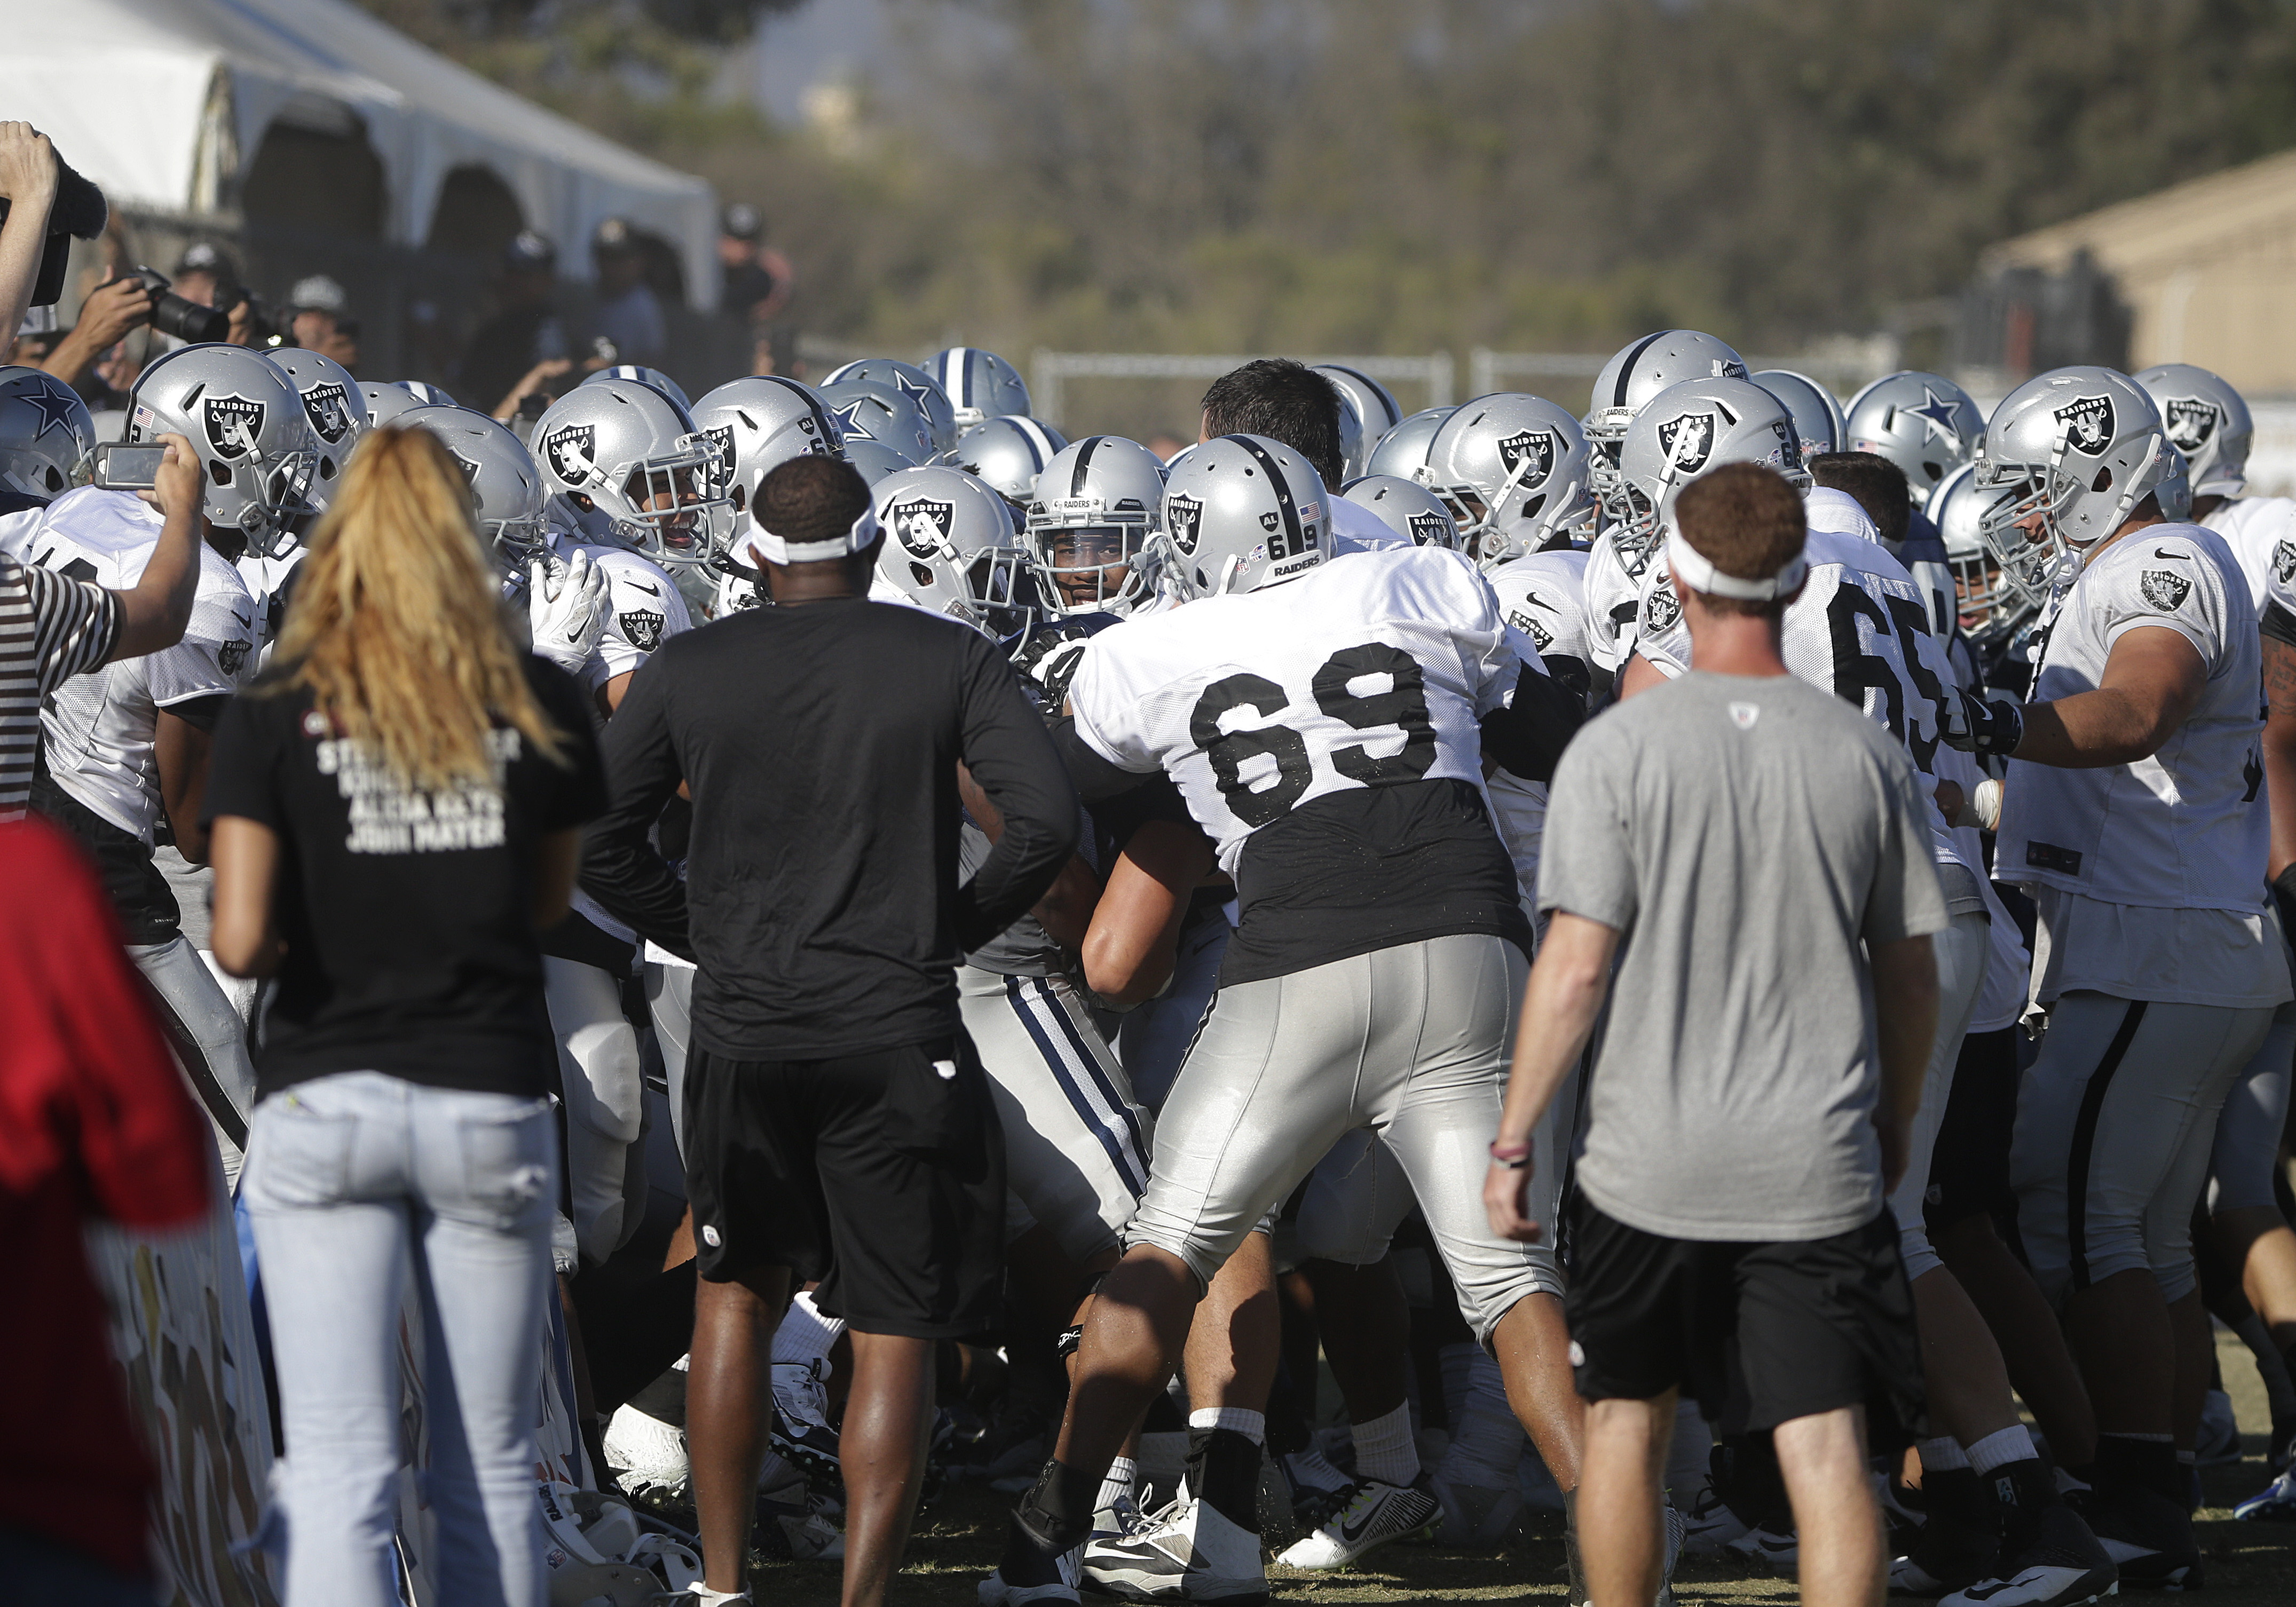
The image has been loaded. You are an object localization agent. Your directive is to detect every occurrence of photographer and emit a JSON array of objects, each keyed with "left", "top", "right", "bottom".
[
  {"left": 40, "top": 272, "right": 152, "bottom": 400},
  {"left": 0, "top": 122, "right": 57, "bottom": 346}
]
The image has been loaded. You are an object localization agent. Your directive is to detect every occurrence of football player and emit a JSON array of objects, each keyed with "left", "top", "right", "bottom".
[
  {"left": 1416, "top": 393, "right": 1596, "bottom": 567},
  {"left": 1027, "top": 435, "right": 1169, "bottom": 620}
]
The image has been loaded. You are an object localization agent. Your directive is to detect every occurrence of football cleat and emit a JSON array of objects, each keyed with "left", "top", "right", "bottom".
[
  {"left": 2234, "top": 1464, "right": 2296, "bottom": 1522},
  {"left": 771, "top": 1357, "right": 843, "bottom": 1487},
  {"left": 1275, "top": 1477, "right": 1440, "bottom": 1571},
  {"left": 2069, "top": 1483, "right": 2199, "bottom": 1590},
  {"left": 1892, "top": 1468, "right": 2001, "bottom": 1596},
  {"left": 1278, "top": 1447, "right": 1354, "bottom": 1532},
  {"left": 1678, "top": 1483, "right": 1750, "bottom": 1560},
  {"left": 1940, "top": 1503, "right": 2118, "bottom": 1607},
  {"left": 756, "top": 1458, "right": 845, "bottom": 1562},
  {"left": 1725, "top": 1522, "right": 1800, "bottom": 1570},
  {"left": 1429, "top": 1471, "right": 1524, "bottom": 1548},
  {"left": 1083, "top": 1489, "right": 1268, "bottom": 1603},
  {"left": 602, "top": 1400, "right": 689, "bottom": 1506}
]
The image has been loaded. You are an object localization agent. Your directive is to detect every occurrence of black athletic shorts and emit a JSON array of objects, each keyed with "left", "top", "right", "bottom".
[
  {"left": 683, "top": 1036, "right": 1006, "bottom": 1339},
  {"left": 1565, "top": 1194, "right": 1924, "bottom": 1436},
  {"left": 1926, "top": 1025, "right": 2020, "bottom": 1233}
]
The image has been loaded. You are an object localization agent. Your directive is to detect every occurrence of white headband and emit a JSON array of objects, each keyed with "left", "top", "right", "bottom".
[
  {"left": 746, "top": 505, "right": 880, "bottom": 568},
  {"left": 1665, "top": 529, "right": 1808, "bottom": 601}
]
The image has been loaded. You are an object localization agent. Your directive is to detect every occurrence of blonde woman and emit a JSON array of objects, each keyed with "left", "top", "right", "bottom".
[{"left": 204, "top": 426, "right": 610, "bottom": 1607}]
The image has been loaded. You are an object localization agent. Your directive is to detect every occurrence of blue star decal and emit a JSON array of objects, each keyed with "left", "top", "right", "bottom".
[
  {"left": 1908, "top": 386, "right": 1963, "bottom": 447},
  {"left": 13, "top": 378, "right": 80, "bottom": 444},
  {"left": 832, "top": 398, "right": 878, "bottom": 439},
  {"left": 891, "top": 370, "right": 936, "bottom": 410}
]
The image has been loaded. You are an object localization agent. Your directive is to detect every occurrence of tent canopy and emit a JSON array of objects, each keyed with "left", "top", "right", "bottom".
[{"left": 0, "top": 0, "right": 718, "bottom": 304}]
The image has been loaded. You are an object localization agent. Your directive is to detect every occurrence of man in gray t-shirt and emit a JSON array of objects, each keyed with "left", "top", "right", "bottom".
[{"left": 1485, "top": 463, "right": 1943, "bottom": 1607}]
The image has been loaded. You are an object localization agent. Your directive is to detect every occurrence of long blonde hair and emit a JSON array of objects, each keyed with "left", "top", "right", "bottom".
[{"left": 268, "top": 425, "right": 567, "bottom": 791}]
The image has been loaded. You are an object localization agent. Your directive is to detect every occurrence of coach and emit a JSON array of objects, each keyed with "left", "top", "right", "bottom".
[
  {"left": 584, "top": 455, "right": 1078, "bottom": 1607},
  {"left": 1485, "top": 463, "right": 1943, "bottom": 1607}
]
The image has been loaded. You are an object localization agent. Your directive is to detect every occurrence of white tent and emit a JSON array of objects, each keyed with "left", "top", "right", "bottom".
[{"left": 0, "top": 0, "right": 718, "bottom": 304}]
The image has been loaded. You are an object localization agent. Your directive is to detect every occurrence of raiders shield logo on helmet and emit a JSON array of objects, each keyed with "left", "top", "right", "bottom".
[
  {"left": 704, "top": 424, "right": 736, "bottom": 477},
  {"left": 302, "top": 382, "right": 354, "bottom": 445},
  {"left": 203, "top": 395, "right": 266, "bottom": 461},
  {"left": 543, "top": 424, "right": 597, "bottom": 487},
  {"left": 2053, "top": 395, "right": 2116, "bottom": 457},
  {"left": 2275, "top": 539, "right": 2296, "bottom": 587},
  {"left": 1656, "top": 412, "right": 1715, "bottom": 476},
  {"left": 1508, "top": 606, "right": 1555, "bottom": 652},
  {"left": 895, "top": 498, "right": 954, "bottom": 559},
  {"left": 2140, "top": 568, "right": 2191, "bottom": 612},
  {"left": 1496, "top": 429, "right": 1555, "bottom": 486},
  {"left": 1165, "top": 493, "right": 1204, "bottom": 556},
  {"left": 1408, "top": 511, "right": 1449, "bottom": 547},
  {"left": 1644, "top": 579, "right": 1684, "bottom": 635},
  {"left": 619, "top": 609, "right": 665, "bottom": 652},
  {"left": 2163, "top": 398, "right": 2219, "bottom": 455}
]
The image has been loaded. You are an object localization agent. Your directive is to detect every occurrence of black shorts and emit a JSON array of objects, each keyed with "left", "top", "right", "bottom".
[
  {"left": 683, "top": 1036, "right": 1006, "bottom": 1339},
  {"left": 1565, "top": 1194, "right": 1924, "bottom": 1436},
  {"left": 1925, "top": 1025, "right": 2019, "bottom": 1233}
]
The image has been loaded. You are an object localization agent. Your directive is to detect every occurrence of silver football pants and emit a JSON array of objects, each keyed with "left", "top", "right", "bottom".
[
  {"left": 542, "top": 955, "right": 648, "bottom": 1266},
  {"left": 129, "top": 935, "right": 257, "bottom": 1189}
]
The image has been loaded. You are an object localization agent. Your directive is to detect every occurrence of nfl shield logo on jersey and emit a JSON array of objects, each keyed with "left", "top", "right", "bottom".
[
  {"left": 543, "top": 424, "right": 597, "bottom": 487},
  {"left": 2163, "top": 398, "right": 2219, "bottom": 455},
  {"left": 1657, "top": 413, "right": 1715, "bottom": 475},
  {"left": 619, "top": 609, "right": 665, "bottom": 651},
  {"left": 1165, "top": 493, "right": 1204, "bottom": 556},
  {"left": 1408, "top": 511, "right": 1449, "bottom": 547},
  {"left": 896, "top": 498, "right": 954, "bottom": 559},
  {"left": 303, "top": 382, "right": 355, "bottom": 445},
  {"left": 1496, "top": 430, "right": 1555, "bottom": 486},
  {"left": 2053, "top": 395, "right": 2115, "bottom": 456},
  {"left": 2140, "top": 569, "right": 2191, "bottom": 612},
  {"left": 203, "top": 395, "right": 265, "bottom": 460}
]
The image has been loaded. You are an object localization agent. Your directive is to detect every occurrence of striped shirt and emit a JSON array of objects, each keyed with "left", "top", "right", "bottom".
[{"left": 0, "top": 554, "right": 121, "bottom": 818}]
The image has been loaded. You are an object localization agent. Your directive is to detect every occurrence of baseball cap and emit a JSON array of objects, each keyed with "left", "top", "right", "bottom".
[
  {"left": 290, "top": 274, "right": 348, "bottom": 314},
  {"left": 505, "top": 230, "right": 557, "bottom": 272},
  {"left": 722, "top": 203, "right": 762, "bottom": 241},
  {"left": 173, "top": 240, "right": 236, "bottom": 280},
  {"left": 591, "top": 217, "right": 636, "bottom": 255}
]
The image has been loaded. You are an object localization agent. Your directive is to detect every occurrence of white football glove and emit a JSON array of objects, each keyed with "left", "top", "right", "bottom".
[{"left": 528, "top": 551, "right": 610, "bottom": 677}]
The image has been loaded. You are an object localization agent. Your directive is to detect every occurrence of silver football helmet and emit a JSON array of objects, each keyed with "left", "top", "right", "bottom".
[
  {"left": 1930, "top": 462, "right": 2027, "bottom": 643},
  {"left": 1975, "top": 366, "right": 2169, "bottom": 608},
  {"left": 1419, "top": 393, "right": 1596, "bottom": 565},
  {"left": 690, "top": 376, "right": 846, "bottom": 534},
  {"left": 361, "top": 381, "right": 429, "bottom": 428},
  {"left": 127, "top": 344, "right": 320, "bottom": 556},
  {"left": 1027, "top": 434, "right": 1166, "bottom": 616},
  {"left": 1842, "top": 371, "right": 1984, "bottom": 508},
  {"left": 1750, "top": 369, "right": 1844, "bottom": 462},
  {"left": 1612, "top": 377, "right": 1810, "bottom": 561},
  {"left": 2133, "top": 362, "right": 2253, "bottom": 499},
  {"left": 941, "top": 415, "right": 1070, "bottom": 508},
  {"left": 586, "top": 363, "right": 691, "bottom": 413},
  {"left": 266, "top": 349, "right": 366, "bottom": 513},
  {"left": 928, "top": 347, "right": 1032, "bottom": 430},
  {"left": 531, "top": 377, "right": 730, "bottom": 569},
  {"left": 398, "top": 403, "right": 548, "bottom": 571},
  {"left": 843, "top": 437, "right": 916, "bottom": 487},
  {"left": 874, "top": 465, "right": 1042, "bottom": 644},
  {"left": 1314, "top": 365, "right": 1403, "bottom": 479},
  {"left": 0, "top": 365, "right": 95, "bottom": 505},
  {"left": 1364, "top": 406, "right": 1455, "bottom": 481},
  {"left": 818, "top": 381, "right": 935, "bottom": 465},
  {"left": 1585, "top": 331, "right": 1751, "bottom": 490},
  {"left": 400, "top": 382, "right": 456, "bottom": 407},
  {"left": 1341, "top": 474, "right": 1459, "bottom": 550},
  {"left": 822, "top": 359, "right": 957, "bottom": 452},
  {"left": 2156, "top": 445, "right": 2194, "bottom": 523},
  {"left": 1159, "top": 434, "right": 1331, "bottom": 599}
]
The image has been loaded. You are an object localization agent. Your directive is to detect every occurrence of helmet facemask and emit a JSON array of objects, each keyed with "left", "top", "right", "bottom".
[
  {"left": 585, "top": 438, "right": 730, "bottom": 569},
  {"left": 1975, "top": 428, "right": 2166, "bottom": 610}
]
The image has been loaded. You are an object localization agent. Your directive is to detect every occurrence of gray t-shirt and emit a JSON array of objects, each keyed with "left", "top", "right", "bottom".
[{"left": 1541, "top": 671, "right": 1947, "bottom": 1242}]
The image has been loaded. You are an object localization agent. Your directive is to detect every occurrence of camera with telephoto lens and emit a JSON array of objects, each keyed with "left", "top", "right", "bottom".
[{"left": 130, "top": 266, "right": 232, "bottom": 343}]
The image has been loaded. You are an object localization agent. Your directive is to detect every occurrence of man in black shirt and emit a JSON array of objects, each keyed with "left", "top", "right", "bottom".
[{"left": 584, "top": 455, "right": 1078, "bottom": 1607}]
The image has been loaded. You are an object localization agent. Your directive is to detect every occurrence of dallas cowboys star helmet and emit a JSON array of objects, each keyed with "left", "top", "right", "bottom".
[
  {"left": 1612, "top": 377, "right": 1810, "bottom": 560},
  {"left": 586, "top": 363, "right": 691, "bottom": 413},
  {"left": 1842, "top": 371, "right": 1984, "bottom": 508},
  {"left": 2133, "top": 363, "right": 2253, "bottom": 500},
  {"left": 822, "top": 359, "right": 958, "bottom": 453},
  {"left": 690, "top": 376, "right": 845, "bottom": 533},
  {"left": 0, "top": 366, "right": 96, "bottom": 506},
  {"left": 874, "top": 465, "right": 1042, "bottom": 644},
  {"left": 530, "top": 377, "right": 730, "bottom": 569},
  {"left": 1159, "top": 434, "right": 1331, "bottom": 599},
  {"left": 398, "top": 403, "right": 548, "bottom": 569},
  {"left": 941, "top": 415, "right": 1070, "bottom": 508},
  {"left": 1419, "top": 393, "right": 1596, "bottom": 565},
  {"left": 127, "top": 344, "right": 319, "bottom": 556},
  {"left": 1585, "top": 331, "right": 1752, "bottom": 484},
  {"left": 266, "top": 349, "right": 366, "bottom": 511},
  {"left": 1364, "top": 406, "right": 1455, "bottom": 481},
  {"left": 843, "top": 437, "right": 916, "bottom": 487},
  {"left": 1314, "top": 365, "right": 1404, "bottom": 477},
  {"left": 1749, "top": 369, "right": 1844, "bottom": 461},
  {"left": 928, "top": 347, "right": 1032, "bottom": 430},
  {"left": 1026, "top": 434, "right": 1167, "bottom": 616},
  {"left": 818, "top": 381, "right": 935, "bottom": 465},
  {"left": 1974, "top": 366, "right": 2170, "bottom": 608},
  {"left": 1340, "top": 474, "right": 1459, "bottom": 550}
]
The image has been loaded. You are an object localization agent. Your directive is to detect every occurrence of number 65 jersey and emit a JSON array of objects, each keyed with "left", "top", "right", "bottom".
[{"left": 1069, "top": 545, "right": 1533, "bottom": 984}]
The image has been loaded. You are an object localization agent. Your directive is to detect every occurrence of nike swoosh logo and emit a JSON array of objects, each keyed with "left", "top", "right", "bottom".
[
  {"left": 628, "top": 579, "right": 661, "bottom": 596},
  {"left": 2153, "top": 547, "right": 2188, "bottom": 561},
  {"left": 232, "top": 612, "right": 253, "bottom": 630}
]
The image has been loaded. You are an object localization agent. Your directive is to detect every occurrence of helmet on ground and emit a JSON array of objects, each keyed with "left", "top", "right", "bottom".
[
  {"left": 1842, "top": 371, "right": 1984, "bottom": 509},
  {"left": 1341, "top": 474, "right": 1458, "bottom": 550},
  {"left": 822, "top": 359, "right": 957, "bottom": 453},
  {"left": 2133, "top": 363, "right": 2253, "bottom": 499},
  {"left": 874, "top": 465, "right": 1042, "bottom": 645},
  {"left": 1314, "top": 365, "right": 1403, "bottom": 479},
  {"left": 0, "top": 365, "right": 95, "bottom": 505},
  {"left": 942, "top": 415, "right": 1070, "bottom": 508},
  {"left": 399, "top": 403, "right": 548, "bottom": 570},
  {"left": 1027, "top": 434, "right": 1166, "bottom": 616},
  {"left": 818, "top": 381, "right": 935, "bottom": 465},
  {"left": 1750, "top": 369, "right": 1844, "bottom": 462},
  {"left": 1364, "top": 406, "right": 1455, "bottom": 481},
  {"left": 1419, "top": 393, "right": 1595, "bottom": 566},
  {"left": 1612, "top": 377, "right": 1809, "bottom": 562},
  {"left": 690, "top": 376, "right": 845, "bottom": 532},
  {"left": 1974, "top": 366, "right": 2169, "bottom": 608},
  {"left": 1585, "top": 331, "right": 1751, "bottom": 494},
  {"left": 531, "top": 377, "right": 729, "bottom": 568},
  {"left": 1159, "top": 434, "right": 1331, "bottom": 599},
  {"left": 927, "top": 347, "right": 1032, "bottom": 431},
  {"left": 128, "top": 344, "right": 320, "bottom": 556},
  {"left": 586, "top": 363, "right": 691, "bottom": 413}
]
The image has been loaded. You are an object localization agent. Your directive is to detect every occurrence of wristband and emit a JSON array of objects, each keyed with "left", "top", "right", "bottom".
[{"left": 1489, "top": 1140, "right": 1531, "bottom": 1170}]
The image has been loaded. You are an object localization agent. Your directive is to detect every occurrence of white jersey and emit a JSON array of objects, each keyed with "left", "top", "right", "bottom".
[
  {"left": 236, "top": 543, "right": 307, "bottom": 669},
  {"left": 1479, "top": 549, "right": 1593, "bottom": 909},
  {"left": 1999, "top": 523, "right": 2267, "bottom": 912},
  {"left": 1581, "top": 526, "right": 1658, "bottom": 674},
  {"left": 544, "top": 531, "right": 692, "bottom": 693},
  {"left": 0, "top": 506, "right": 38, "bottom": 560},
  {"left": 2202, "top": 495, "right": 2296, "bottom": 617},
  {"left": 30, "top": 487, "right": 257, "bottom": 842},
  {"left": 1069, "top": 545, "right": 1511, "bottom": 873}
]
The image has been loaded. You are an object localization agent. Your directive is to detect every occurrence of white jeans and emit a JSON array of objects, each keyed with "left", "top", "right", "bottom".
[{"left": 243, "top": 1072, "right": 558, "bottom": 1607}]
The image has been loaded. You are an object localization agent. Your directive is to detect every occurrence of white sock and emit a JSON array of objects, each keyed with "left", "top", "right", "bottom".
[
  {"left": 1433, "top": 1349, "right": 1525, "bottom": 1487},
  {"left": 1921, "top": 1436, "right": 1971, "bottom": 1473},
  {"left": 1188, "top": 1406, "right": 1264, "bottom": 1444},
  {"left": 1351, "top": 1402, "right": 1419, "bottom": 1487},
  {"left": 772, "top": 1289, "right": 845, "bottom": 1376},
  {"left": 1967, "top": 1426, "right": 2036, "bottom": 1476},
  {"left": 1097, "top": 1456, "right": 1137, "bottom": 1515}
]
